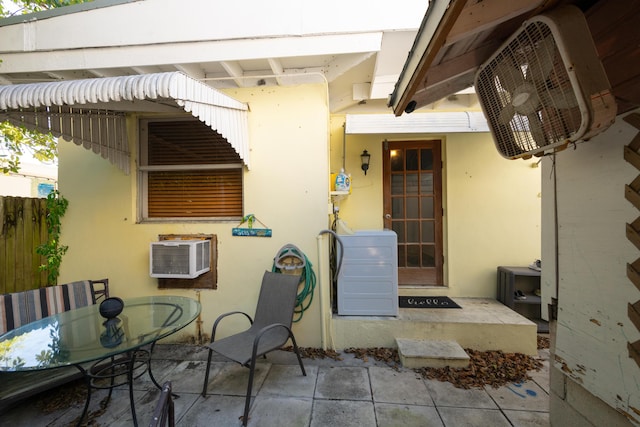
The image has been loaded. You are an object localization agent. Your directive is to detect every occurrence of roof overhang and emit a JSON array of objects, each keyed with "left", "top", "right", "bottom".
[
  {"left": 388, "top": 0, "right": 553, "bottom": 116},
  {"left": 0, "top": 72, "right": 249, "bottom": 174},
  {"left": 387, "top": 0, "right": 466, "bottom": 116}
]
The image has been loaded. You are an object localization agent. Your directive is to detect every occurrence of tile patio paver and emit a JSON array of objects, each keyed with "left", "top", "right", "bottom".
[{"left": 0, "top": 344, "right": 550, "bottom": 427}]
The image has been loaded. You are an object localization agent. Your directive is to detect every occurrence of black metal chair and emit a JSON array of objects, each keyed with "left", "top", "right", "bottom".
[
  {"left": 201, "top": 271, "right": 307, "bottom": 426},
  {"left": 149, "top": 381, "right": 174, "bottom": 427}
]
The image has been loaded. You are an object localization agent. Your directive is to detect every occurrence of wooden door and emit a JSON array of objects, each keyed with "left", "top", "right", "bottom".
[{"left": 383, "top": 140, "right": 443, "bottom": 286}]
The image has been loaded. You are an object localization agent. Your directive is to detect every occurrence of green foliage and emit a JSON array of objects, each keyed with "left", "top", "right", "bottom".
[
  {"left": 0, "top": 0, "right": 91, "bottom": 16},
  {"left": 0, "top": 122, "right": 57, "bottom": 174},
  {"left": 36, "top": 190, "right": 69, "bottom": 286}
]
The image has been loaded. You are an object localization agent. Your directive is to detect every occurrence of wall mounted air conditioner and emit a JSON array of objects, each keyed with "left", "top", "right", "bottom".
[{"left": 150, "top": 239, "right": 211, "bottom": 279}]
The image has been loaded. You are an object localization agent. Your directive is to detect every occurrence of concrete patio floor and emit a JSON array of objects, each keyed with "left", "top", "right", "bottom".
[{"left": 1, "top": 340, "right": 550, "bottom": 426}]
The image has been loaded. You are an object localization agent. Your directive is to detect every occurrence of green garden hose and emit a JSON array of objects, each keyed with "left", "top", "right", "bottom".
[{"left": 272, "top": 244, "right": 316, "bottom": 322}]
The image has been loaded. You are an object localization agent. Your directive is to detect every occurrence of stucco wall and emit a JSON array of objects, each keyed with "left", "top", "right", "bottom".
[
  {"left": 56, "top": 83, "right": 330, "bottom": 347},
  {"left": 329, "top": 115, "right": 541, "bottom": 298},
  {"left": 543, "top": 109, "right": 640, "bottom": 425}
]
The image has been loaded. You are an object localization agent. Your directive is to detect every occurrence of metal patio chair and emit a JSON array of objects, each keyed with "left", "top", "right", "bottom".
[
  {"left": 201, "top": 271, "right": 307, "bottom": 426},
  {"left": 149, "top": 381, "right": 174, "bottom": 427}
]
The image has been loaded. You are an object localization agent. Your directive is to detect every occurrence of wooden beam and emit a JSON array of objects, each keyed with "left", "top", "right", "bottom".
[
  {"left": 174, "top": 64, "right": 205, "bottom": 80},
  {"left": 267, "top": 58, "right": 284, "bottom": 86},
  {"left": 446, "top": 0, "right": 546, "bottom": 45},
  {"left": 422, "top": 41, "right": 499, "bottom": 88},
  {"left": 220, "top": 61, "right": 245, "bottom": 88},
  {"left": 624, "top": 113, "right": 640, "bottom": 130},
  {"left": 131, "top": 66, "right": 162, "bottom": 74},
  {"left": 629, "top": 302, "right": 640, "bottom": 332},
  {"left": 624, "top": 146, "right": 640, "bottom": 172},
  {"left": 629, "top": 340, "right": 640, "bottom": 368},
  {"left": 627, "top": 223, "right": 640, "bottom": 251},
  {"left": 628, "top": 261, "right": 640, "bottom": 292},
  {"left": 625, "top": 185, "right": 640, "bottom": 210},
  {"left": 410, "top": 71, "right": 477, "bottom": 108},
  {"left": 325, "top": 52, "right": 374, "bottom": 83}
]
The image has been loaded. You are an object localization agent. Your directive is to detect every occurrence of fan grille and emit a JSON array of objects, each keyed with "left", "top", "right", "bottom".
[{"left": 476, "top": 20, "right": 583, "bottom": 158}]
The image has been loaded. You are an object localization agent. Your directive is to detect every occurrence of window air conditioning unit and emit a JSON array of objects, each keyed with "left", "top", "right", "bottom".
[{"left": 150, "top": 239, "right": 211, "bottom": 279}]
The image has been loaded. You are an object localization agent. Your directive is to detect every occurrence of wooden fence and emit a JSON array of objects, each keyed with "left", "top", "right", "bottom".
[{"left": 0, "top": 196, "right": 49, "bottom": 293}]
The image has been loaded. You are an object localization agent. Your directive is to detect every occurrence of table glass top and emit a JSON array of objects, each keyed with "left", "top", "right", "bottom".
[{"left": 0, "top": 295, "right": 201, "bottom": 371}]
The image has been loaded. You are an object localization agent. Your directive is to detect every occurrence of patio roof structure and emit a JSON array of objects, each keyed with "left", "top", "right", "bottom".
[
  {"left": 0, "top": 0, "right": 428, "bottom": 113},
  {"left": 388, "top": 0, "right": 640, "bottom": 116}
]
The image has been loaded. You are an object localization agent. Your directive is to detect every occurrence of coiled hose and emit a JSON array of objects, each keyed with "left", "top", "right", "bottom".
[{"left": 272, "top": 244, "right": 316, "bottom": 322}]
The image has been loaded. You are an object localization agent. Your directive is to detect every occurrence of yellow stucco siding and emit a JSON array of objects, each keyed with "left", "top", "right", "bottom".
[
  {"left": 57, "top": 84, "right": 330, "bottom": 347},
  {"left": 54, "top": 86, "right": 541, "bottom": 349},
  {"left": 329, "top": 115, "right": 541, "bottom": 298},
  {"left": 445, "top": 132, "right": 541, "bottom": 297}
]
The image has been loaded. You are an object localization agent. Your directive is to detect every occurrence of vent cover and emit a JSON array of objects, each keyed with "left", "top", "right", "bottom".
[
  {"left": 474, "top": 6, "right": 616, "bottom": 159},
  {"left": 150, "top": 239, "right": 211, "bottom": 279}
]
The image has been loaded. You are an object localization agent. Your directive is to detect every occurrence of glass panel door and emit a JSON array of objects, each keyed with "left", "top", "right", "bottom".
[{"left": 384, "top": 141, "right": 443, "bottom": 285}]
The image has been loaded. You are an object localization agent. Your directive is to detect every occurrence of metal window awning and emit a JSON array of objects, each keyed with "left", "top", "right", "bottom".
[
  {"left": 0, "top": 72, "right": 250, "bottom": 174},
  {"left": 345, "top": 112, "right": 488, "bottom": 134}
]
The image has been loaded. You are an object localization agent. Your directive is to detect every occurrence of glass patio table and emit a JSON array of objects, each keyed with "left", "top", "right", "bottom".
[{"left": 0, "top": 295, "right": 201, "bottom": 426}]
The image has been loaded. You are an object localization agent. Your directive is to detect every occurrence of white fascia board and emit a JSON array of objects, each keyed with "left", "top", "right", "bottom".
[
  {"left": 0, "top": 0, "right": 425, "bottom": 52},
  {"left": 345, "top": 112, "right": 489, "bottom": 134},
  {"left": 370, "top": 75, "right": 402, "bottom": 99},
  {"left": 369, "top": 31, "right": 419, "bottom": 99},
  {"left": 0, "top": 33, "right": 383, "bottom": 74}
]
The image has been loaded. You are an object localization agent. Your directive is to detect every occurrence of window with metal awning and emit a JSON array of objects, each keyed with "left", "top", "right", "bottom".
[{"left": 0, "top": 72, "right": 250, "bottom": 175}]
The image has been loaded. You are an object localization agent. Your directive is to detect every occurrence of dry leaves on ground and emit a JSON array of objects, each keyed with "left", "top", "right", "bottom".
[
  {"left": 35, "top": 381, "right": 109, "bottom": 426},
  {"left": 538, "top": 334, "right": 550, "bottom": 349},
  {"left": 282, "top": 346, "right": 343, "bottom": 360},
  {"left": 289, "top": 343, "right": 544, "bottom": 389},
  {"left": 344, "top": 347, "right": 400, "bottom": 367},
  {"left": 415, "top": 349, "right": 543, "bottom": 389}
]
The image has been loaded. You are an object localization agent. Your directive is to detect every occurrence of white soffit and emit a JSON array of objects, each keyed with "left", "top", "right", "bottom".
[
  {"left": 345, "top": 112, "right": 489, "bottom": 134},
  {"left": 0, "top": 72, "right": 250, "bottom": 174}
]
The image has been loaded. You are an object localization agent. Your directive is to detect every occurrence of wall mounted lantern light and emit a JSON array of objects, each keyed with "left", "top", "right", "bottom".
[{"left": 360, "top": 150, "right": 371, "bottom": 175}]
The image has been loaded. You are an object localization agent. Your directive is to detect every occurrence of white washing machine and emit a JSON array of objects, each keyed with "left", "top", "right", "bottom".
[{"left": 337, "top": 230, "right": 398, "bottom": 316}]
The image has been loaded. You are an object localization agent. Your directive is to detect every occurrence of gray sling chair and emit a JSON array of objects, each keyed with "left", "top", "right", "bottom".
[
  {"left": 201, "top": 271, "right": 307, "bottom": 426},
  {"left": 148, "top": 381, "right": 174, "bottom": 427}
]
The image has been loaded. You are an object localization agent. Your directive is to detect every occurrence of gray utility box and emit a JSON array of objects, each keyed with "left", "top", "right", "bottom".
[{"left": 337, "top": 230, "right": 398, "bottom": 316}]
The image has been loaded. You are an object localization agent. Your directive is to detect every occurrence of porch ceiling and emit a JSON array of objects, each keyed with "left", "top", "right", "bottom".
[
  {"left": 0, "top": 0, "right": 428, "bottom": 114},
  {"left": 0, "top": 72, "right": 250, "bottom": 174}
]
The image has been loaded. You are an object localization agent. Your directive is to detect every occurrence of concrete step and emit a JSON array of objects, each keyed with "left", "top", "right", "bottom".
[
  {"left": 396, "top": 338, "right": 470, "bottom": 369},
  {"left": 332, "top": 298, "right": 538, "bottom": 355}
]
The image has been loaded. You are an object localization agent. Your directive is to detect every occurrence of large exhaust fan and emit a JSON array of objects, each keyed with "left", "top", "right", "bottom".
[{"left": 474, "top": 6, "right": 616, "bottom": 159}]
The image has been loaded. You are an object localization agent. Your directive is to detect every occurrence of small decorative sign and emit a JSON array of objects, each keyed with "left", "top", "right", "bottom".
[
  {"left": 398, "top": 296, "right": 461, "bottom": 309},
  {"left": 232, "top": 214, "right": 272, "bottom": 237}
]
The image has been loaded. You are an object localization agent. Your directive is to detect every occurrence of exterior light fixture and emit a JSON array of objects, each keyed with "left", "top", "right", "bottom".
[{"left": 360, "top": 149, "right": 371, "bottom": 175}]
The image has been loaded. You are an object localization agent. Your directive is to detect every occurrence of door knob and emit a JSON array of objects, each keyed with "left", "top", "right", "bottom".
[{"left": 384, "top": 214, "right": 391, "bottom": 219}]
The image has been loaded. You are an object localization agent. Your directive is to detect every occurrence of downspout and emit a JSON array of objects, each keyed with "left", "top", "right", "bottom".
[
  {"left": 550, "top": 153, "right": 559, "bottom": 321},
  {"left": 316, "top": 234, "right": 328, "bottom": 350},
  {"left": 342, "top": 123, "right": 347, "bottom": 171}
]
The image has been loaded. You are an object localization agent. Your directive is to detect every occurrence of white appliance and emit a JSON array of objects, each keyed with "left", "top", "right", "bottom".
[
  {"left": 337, "top": 230, "right": 398, "bottom": 316},
  {"left": 150, "top": 239, "right": 210, "bottom": 279}
]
